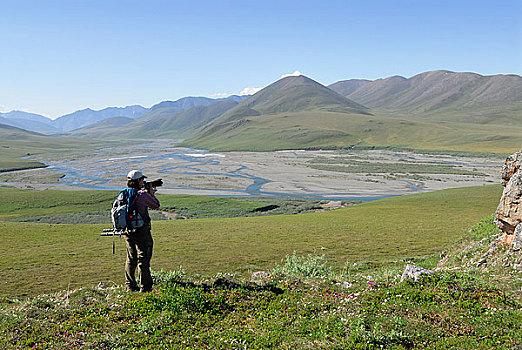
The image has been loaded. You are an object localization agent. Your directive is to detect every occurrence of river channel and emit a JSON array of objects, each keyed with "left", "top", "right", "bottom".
[{"left": 19, "top": 140, "right": 503, "bottom": 201}]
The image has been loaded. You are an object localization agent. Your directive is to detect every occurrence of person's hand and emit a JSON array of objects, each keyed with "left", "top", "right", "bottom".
[{"left": 145, "top": 182, "right": 157, "bottom": 194}]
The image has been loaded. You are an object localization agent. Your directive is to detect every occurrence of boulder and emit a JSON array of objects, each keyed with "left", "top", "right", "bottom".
[
  {"left": 400, "top": 264, "right": 434, "bottom": 282},
  {"left": 495, "top": 149, "right": 522, "bottom": 234},
  {"left": 251, "top": 271, "right": 270, "bottom": 280}
]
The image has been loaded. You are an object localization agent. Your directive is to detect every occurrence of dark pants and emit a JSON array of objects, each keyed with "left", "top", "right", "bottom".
[{"left": 124, "top": 224, "right": 153, "bottom": 292}]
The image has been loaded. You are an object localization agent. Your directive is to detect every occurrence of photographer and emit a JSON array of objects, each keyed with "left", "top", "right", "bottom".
[{"left": 124, "top": 170, "right": 160, "bottom": 292}]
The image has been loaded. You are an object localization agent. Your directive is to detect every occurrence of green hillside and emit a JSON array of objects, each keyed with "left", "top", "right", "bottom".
[
  {"left": 0, "top": 184, "right": 502, "bottom": 298},
  {"left": 226, "top": 75, "right": 368, "bottom": 118},
  {"left": 183, "top": 109, "right": 522, "bottom": 153},
  {"left": 0, "top": 124, "right": 103, "bottom": 172},
  {"left": 198, "top": 75, "right": 369, "bottom": 129},
  {"left": 181, "top": 73, "right": 522, "bottom": 153},
  {"left": 131, "top": 100, "right": 239, "bottom": 138},
  {"left": 69, "top": 117, "right": 134, "bottom": 137},
  {"left": 69, "top": 100, "right": 240, "bottom": 139}
]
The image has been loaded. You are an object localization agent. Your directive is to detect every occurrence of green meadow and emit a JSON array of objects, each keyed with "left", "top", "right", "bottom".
[
  {"left": 0, "top": 188, "right": 327, "bottom": 223},
  {"left": 0, "top": 126, "right": 105, "bottom": 172},
  {"left": 1, "top": 184, "right": 502, "bottom": 298}
]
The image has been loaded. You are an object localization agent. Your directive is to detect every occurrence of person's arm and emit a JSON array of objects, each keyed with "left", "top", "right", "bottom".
[{"left": 139, "top": 190, "right": 160, "bottom": 209}]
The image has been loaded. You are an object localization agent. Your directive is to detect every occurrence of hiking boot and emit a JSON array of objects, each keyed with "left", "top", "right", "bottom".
[{"left": 126, "top": 285, "right": 139, "bottom": 292}]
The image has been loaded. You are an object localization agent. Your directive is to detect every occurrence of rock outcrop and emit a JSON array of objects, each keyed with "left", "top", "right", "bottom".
[
  {"left": 400, "top": 264, "right": 435, "bottom": 282},
  {"left": 495, "top": 149, "right": 522, "bottom": 234}
]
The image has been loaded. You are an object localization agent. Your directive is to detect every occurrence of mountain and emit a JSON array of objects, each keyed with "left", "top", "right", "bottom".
[
  {"left": 0, "top": 122, "right": 45, "bottom": 138},
  {"left": 149, "top": 97, "right": 218, "bottom": 113},
  {"left": 0, "top": 111, "right": 59, "bottom": 134},
  {"left": 149, "top": 95, "right": 248, "bottom": 112},
  {"left": 329, "top": 70, "right": 522, "bottom": 114},
  {"left": 68, "top": 117, "right": 135, "bottom": 137},
  {"left": 70, "top": 100, "right": 240, "bottom": 139},
  {"left": 0, "top": 110, "right": 52, "bottom": 124},
  {"left": 51, "top": 105, "right": 147, "bottom": 131},
  {"left": 181, "top": 75, "right": 373, "bottom": 150},
  {"left": 142, "top": 95, "right": 249, "bottom": 123},
  {"left": 131, "top": 100, "right": 239, "bottom": 138},
  {"left": 181, "top": 73, "right": 522, "bottom": 152},
  {"left": 232, "top": 75, "right": 367, "bottom": 117},
  {"left": 68, "top": 75, "right": 371, "bottom": 145},
  {"left": 4, "top": 70, "right": 522, "bottom": 153},
  {"left": 327, "top": 79, "right": 371, "bottom": 96},
  {"left": 205, "top": 75, "right": 369, "bottom": 126}
]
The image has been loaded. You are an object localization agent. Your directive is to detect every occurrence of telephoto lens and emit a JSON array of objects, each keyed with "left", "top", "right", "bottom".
[{"left": 148, "top": 179, "right": 163, "bottom": 188}]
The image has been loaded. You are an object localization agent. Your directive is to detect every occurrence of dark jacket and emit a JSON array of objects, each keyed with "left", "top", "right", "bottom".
[{"left": 135, "top": 190, "right": 160, "bottom": 223}]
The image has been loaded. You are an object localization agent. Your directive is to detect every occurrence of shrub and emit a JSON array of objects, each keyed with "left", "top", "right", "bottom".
[
  {"left": 151, "top": 267, "right": 186, "bottom": 284},
  {"left": 271, "top": 251, "right": 333, "bottom": 279},
  {"left": 464, "top": 214, "right": 500, "bottom": 241}
]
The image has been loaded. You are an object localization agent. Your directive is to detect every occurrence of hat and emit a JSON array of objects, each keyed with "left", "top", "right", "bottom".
[{"left": 127, "top": 170, "right": 147, "bottom": 180}]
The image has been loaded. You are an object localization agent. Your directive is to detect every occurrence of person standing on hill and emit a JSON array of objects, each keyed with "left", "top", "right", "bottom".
[{"left": 124, "top": 170, "right": 160, "bottom": 292}]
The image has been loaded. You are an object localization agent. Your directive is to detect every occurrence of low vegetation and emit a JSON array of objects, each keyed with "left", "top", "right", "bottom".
[
  {"left": 0, "top": 187, "right": 332, "bottom": 224},
  {"left": 0, "top": 184, "right": 502, "bottom": 298},
  {"left": 0, "top": 187, "right": 114, "bottom": 221},
  {"left": 2, "top": 183, "right": 519, "bottom": 348},
  {"left": 159, "top": 195, "right": 340, "bottom": 219},
  {"left": 1, "top": 216, "right": 520, "bottom": 349},
  {"left": 438, "top": 215, "right": 522, "bottom": 301},
  {"left": 308, "top": 158, "right": 486, "bottom": 176}
]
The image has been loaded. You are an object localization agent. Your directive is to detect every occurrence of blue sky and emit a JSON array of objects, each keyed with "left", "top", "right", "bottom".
[{"left": 1, "top": 0, "right": 521, "bottom": 118}]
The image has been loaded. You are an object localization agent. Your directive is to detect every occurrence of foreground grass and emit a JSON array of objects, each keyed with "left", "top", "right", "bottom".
[
  {"left": 0, "top": 185, "right": 502, "bottom": 298},
  {"left": 0, "top": 252, "right": 520, "bottom": 349}
]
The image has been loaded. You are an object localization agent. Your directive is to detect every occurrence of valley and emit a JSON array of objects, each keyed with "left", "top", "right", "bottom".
[
  {"left": 1, "top": 139, "right": 504, "bottom": 200},
  {"left": 2, "top": 4, "right": 522, "bottom": 347}
]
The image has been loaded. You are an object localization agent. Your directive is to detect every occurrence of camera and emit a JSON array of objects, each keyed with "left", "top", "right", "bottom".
[{"left": 144, "top": 178, "right": 163, "bottom": 189}]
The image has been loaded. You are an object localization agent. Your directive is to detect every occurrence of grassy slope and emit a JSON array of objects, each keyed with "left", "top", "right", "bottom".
[
  {"left": 0, "top": 188, "right": 115, "bottom": 220},
  {"left": 0, "top": 188, "right": 324, "bottom": 223},
  {"left": 0, "top": 127, "right": 104, "bottom": 172},
  {"left": 183, "top": 110, "right": 522, "bottom": 153},
  {"left": 1, "top": 189, "right": 520, "bottom": 349},
  {"left": 0, "top": 184, "right": 502, "bottom": 298}
]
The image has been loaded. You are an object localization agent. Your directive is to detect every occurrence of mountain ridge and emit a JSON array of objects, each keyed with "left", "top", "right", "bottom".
[
  {"left": 120, "top": 100, "right": 239, "bottom": 138},
  {"left": 329, "top": 70, "right": 522, "bottom": 114},
  {"left": 3, "top": 70, "right": 522, "bottom": 153},
  {"left": 202, "top": 75, "right": 369, "bottom": 127},
  {"left": 52, "top": 105, "right": 148, "bottom": 132}
]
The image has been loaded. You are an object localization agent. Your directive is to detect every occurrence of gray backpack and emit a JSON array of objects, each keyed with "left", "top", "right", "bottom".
[{"left": 111, "top": 189, "right": 144, "bottom": 231}]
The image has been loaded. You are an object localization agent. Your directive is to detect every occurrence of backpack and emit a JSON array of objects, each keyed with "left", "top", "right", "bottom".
[{"left": 111, "top": 188, "right": 145, "bottom": 231}]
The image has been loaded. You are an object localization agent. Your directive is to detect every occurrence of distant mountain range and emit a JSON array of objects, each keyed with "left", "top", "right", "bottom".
[
  {"left": 328, "top": 70, "right": 522, "bottom": 114},
  {"left": 0, "top": 106, "right": 147, "bottom": 134},
  {"left": 0, "top": 111, "right": 60, "bottom": 134},
  {"left": 2, "top": 70, "right": 522, "bottom": 153},
  {"left": 52, "top": 106, "right": 147, "bottom": 132},
  {"left": 0, "top": 96, "right": 248, "bottom": 135}
]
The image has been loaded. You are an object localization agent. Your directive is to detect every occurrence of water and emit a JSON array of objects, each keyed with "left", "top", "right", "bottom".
[
  {"left": 27, "top": 146, "right": 400, "bottom": 201},
  {"left": 24, "top": 144, "right": 501, "bottom": 201}
]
